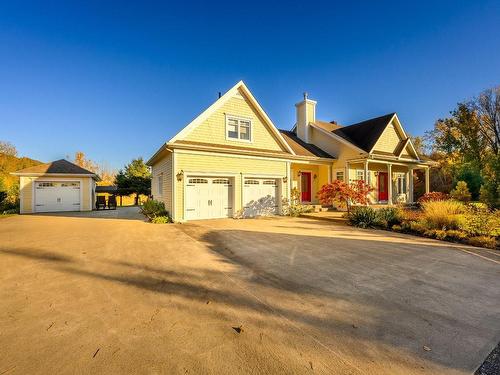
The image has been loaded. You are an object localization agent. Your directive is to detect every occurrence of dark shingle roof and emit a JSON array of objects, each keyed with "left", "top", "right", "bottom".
[
  {"left": 332, "top": 113, "right": 395, "bottom": 152},
  {"left": 279, "top": 130, "right": 334, "bottom": 158},
  {"left": 14, "top": 159, "right": 96, "bottom": 175}
]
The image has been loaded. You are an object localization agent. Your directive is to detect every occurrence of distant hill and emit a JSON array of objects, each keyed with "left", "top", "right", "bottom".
[{"left": 0, "top": 153, "right": 43, "bottom": 189}]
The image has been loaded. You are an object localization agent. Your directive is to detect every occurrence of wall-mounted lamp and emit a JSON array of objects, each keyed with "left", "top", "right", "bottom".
[
  {"left": 176, "top": 170, "right": 184, "bottom": 181},
  {"left": 374, "top": 171, "right": 379, "bottom": 177},
  {"left": 313, "top": 174, "right": 317, "bottom": 180},
  {"left": 283, "top": 176, "right": 288, "bottom": 183}
]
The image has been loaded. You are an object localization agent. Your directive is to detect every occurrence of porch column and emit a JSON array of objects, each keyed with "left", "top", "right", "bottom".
[
  {"left": 408, "top": 167, "right": 414, "bottom": 203},
  {"left": 425, "top": 167, "right": 430, "bottom": 194},
  {"left": 364, "top": 160, "right": 369, "bottom": 183},
  {"left": 327, "top": 165, "right": 332, "bottom": 183},
  {"left": 387, "top": 163, "right": 393, "bottom": 204},
  {"left": 345, "top": 162, "right": 349, "bottom": 182}
]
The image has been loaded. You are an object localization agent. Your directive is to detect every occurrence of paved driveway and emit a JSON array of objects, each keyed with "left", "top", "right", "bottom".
[{"left": 0, "top": 212, "right": 499, "bottom": 374}]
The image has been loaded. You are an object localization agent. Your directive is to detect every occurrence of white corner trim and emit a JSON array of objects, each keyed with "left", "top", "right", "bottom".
[{"left": 171, "top": 151, "right": 176, "bottom": 221}]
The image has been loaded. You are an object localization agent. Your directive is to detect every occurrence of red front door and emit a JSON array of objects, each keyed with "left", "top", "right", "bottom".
[
  {"left": 378, "top": 172, "right": 388, "bottom": 201},
  {"left": 301, "top": 172, "right": 312, "bottom": 202}
]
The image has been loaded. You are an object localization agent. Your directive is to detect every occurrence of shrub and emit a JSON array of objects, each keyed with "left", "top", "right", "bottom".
[
  {"left": 418, "top": 192, "right": 450, "bottom": 203},
  {"left": 445, "top": 230, "right": 468, "bottom": 242},
  {"left": 141, "top": 199, "right": 168, "bottom": 221},
  {"left": 460, "top": 209, "right": 500, "bottom": 237},
  {"left": 376, "top": 207, "right": 402, "bottom": 228},
  {"left": 409, "top": 221, "right": 427, "bottom": 234},
  {"left": 467, "top": 236, "right": 497, "bottom": 249},
  {"left": 151, "top": 216, "right": 171, "bottom": 224},
  {"left": 391, "top": 224, "right": 402, "bottom": 232},
  {"left": 421, "top": 200, "right": 466, "bottom": 230},
  {"left": 347, "top": 206, "right": 377, "bottom": 228},
  {"left": 450, "top": 181, "right": 472, "bottom": 202},
  {"left": 281, "top": 188, "right": 313, "bottom": 217}
]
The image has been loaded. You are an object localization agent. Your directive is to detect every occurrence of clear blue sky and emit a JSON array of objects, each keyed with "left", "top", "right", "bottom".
[{"left": 1, "top": 1, "right": 499, "bottom": 169}]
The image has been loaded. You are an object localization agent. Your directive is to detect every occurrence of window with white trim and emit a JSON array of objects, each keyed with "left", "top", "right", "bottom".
[
  {"left": 396, "top": 173, "right": 407, "bottom": 194},
  {"left": 356, "top": 170, "right": 364, "bottom": 181},
  {"left": 157, "top": 174, "right": 163, "bottom": 196},
  {"left": 227, "top": 116, "right": 251, "bottom": 141},
  {"left": 336, "top": 171, "right": 344, "bottom": 181}
]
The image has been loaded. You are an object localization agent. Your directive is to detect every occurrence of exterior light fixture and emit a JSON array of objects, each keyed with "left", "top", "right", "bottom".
[{"left": 176, "top": 170, "right": 184, "bottom": 181}]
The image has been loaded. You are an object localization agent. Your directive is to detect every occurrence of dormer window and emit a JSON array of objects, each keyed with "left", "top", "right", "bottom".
[{"left": 226, "top": 115, "right": 252, "bottom": 142}]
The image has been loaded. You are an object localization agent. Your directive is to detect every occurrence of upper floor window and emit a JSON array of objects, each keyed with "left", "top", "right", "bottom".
[{"left": 226, "top": 116, "right": 251, "bottom": 142}]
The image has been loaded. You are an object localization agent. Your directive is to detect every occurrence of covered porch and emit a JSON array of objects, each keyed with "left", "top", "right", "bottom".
[
  {"left": 290, "top": 161, "right": 332, "bottom": 205},
  {"left": 344, "top": 158, "right": 431, "bottom": 204}
]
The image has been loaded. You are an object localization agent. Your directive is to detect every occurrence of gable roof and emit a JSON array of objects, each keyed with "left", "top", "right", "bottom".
[
  {"left": 279, "top": 130, "right": 334, "bottom": 158},
  {"left": 12, "top": 159, "right": 98, "bottom": 177},
  {"left": 167, "top": 80, "right": 295, "bottom": 155},
  {"left": 332, "top": 113, "right": 395, "bottom": 153}
]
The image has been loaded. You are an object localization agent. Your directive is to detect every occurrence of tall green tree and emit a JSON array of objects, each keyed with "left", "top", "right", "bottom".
[{"left": 115, "top": 158, "right": 151, "bottom": 205}]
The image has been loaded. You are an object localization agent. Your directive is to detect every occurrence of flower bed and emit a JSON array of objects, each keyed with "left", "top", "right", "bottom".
[{"left": 346, "top": 201, "right": 499, "bottom": 250}]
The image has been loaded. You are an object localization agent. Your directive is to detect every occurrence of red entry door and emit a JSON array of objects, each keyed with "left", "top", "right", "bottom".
[
  {"left": 301, "top": 172, "right": 312, "bottom": 202},
  {"left": 378, "top": 172, "right": 388, "bottom": 201}
]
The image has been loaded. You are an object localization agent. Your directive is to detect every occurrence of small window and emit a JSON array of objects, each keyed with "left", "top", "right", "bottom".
[
  {"left": 245, "top": 179, "right": 260, "bottom": 185},
  {"left": 158, "top": 174, "right": 163, "bottom": 196},
  {"left": 263, "top": 180, "right": 276, "bottom": 185},
  {"left": 226, "top": 116, "right": 252, "bottom": 141},
  {"left": 356, "top": 170, "right": 364, "bottom": 181},
  {"left": 212, "top": 179, "right": 229, "bottom": 184},
  {"left": 188, "top": 178, "right": 208, "bottom": 184},
  {"left": 336, "top": 171, "right": 344, "bottom": 181},
  {"left": 396, "top": 173, "right": 407, "bottom": 194},
  {"left": 61, "top": 182, "right": 79, "bottom": 187}
]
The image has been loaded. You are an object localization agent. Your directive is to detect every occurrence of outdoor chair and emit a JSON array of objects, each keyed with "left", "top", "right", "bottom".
[
  {"left": 96, "top": 196, "right": 107, "bottom": 210},
  {"left": 108, "top": 195, "right": 117, "bottom": 210}
]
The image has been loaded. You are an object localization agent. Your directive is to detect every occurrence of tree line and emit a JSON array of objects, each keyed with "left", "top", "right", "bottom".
[{"left": 413, "top": 85, "right": 499, "bottom": 208}]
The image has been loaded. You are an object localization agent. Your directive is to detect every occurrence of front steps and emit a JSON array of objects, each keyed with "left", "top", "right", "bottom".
[{"left": 304, "top": 204, "right": 336, "bottom": 213}]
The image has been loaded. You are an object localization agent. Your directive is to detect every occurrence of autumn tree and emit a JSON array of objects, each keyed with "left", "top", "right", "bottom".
[
  {"left": 73, "top": 151, "right": 116, "bottom": 186},
  {"left": 317, "top": 179, "right": 373, "bottom": 213},
  {"left": 425, "top": 85, "right": 499, "bottom": 206},
  {"left": 0, "top": 141, "right": 17, "bottom": 157}
]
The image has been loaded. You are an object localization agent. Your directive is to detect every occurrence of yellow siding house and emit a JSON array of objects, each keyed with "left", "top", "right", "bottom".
[{"left": 147, "top": 81, "right": 433, "bottom": 222}]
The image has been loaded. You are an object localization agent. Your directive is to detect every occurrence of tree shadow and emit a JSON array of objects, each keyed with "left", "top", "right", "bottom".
[
  {"left": 33, "top": 206, "right": 145, "bottom": 221},
  {"left": 1, "top": 227, "right": 499, "bottom": 374}
]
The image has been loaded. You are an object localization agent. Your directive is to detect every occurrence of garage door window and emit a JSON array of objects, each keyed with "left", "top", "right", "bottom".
[
  {"left": 212, "top": 179, "right": 230, "bottom": 184},
  {"left": 189, "top": 178, "right": 208, "bottom": 184},
  {"left": 37, "top": 182, "right": 55, "bottom": 188},
  {"left": 263, "top": 180, "right": 276, "bottom": 185},
  {"left": 244, "top": 179, "right": 260, "bottom": 185}
]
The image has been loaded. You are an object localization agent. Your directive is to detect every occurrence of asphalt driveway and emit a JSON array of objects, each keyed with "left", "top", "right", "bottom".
[{"left": 0, "top": 211, "right": 499, "bottom": 374}]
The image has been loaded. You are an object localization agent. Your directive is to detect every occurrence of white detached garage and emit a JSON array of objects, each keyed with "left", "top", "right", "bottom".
[{"left": 12, "top": 159, "right": 99, "bottom": 214}]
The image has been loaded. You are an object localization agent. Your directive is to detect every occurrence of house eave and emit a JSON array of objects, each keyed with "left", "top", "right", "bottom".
[
  {"left": 168, "top": 142, "right": 335, "bottom": 164},
  {"left": 11, "top": 172, "right": 100, "bottom": 181}
]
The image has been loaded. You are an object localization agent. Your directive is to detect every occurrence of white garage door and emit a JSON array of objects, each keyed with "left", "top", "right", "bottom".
[
  {"left": 34, "top": 181, "right": 81, "bottom": 213},
  {"left": 185, "top": 177, "right": 233, "bottom": 220},
  {"left": 243, "top": 178, "right": 278, "bottom": 217}
]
